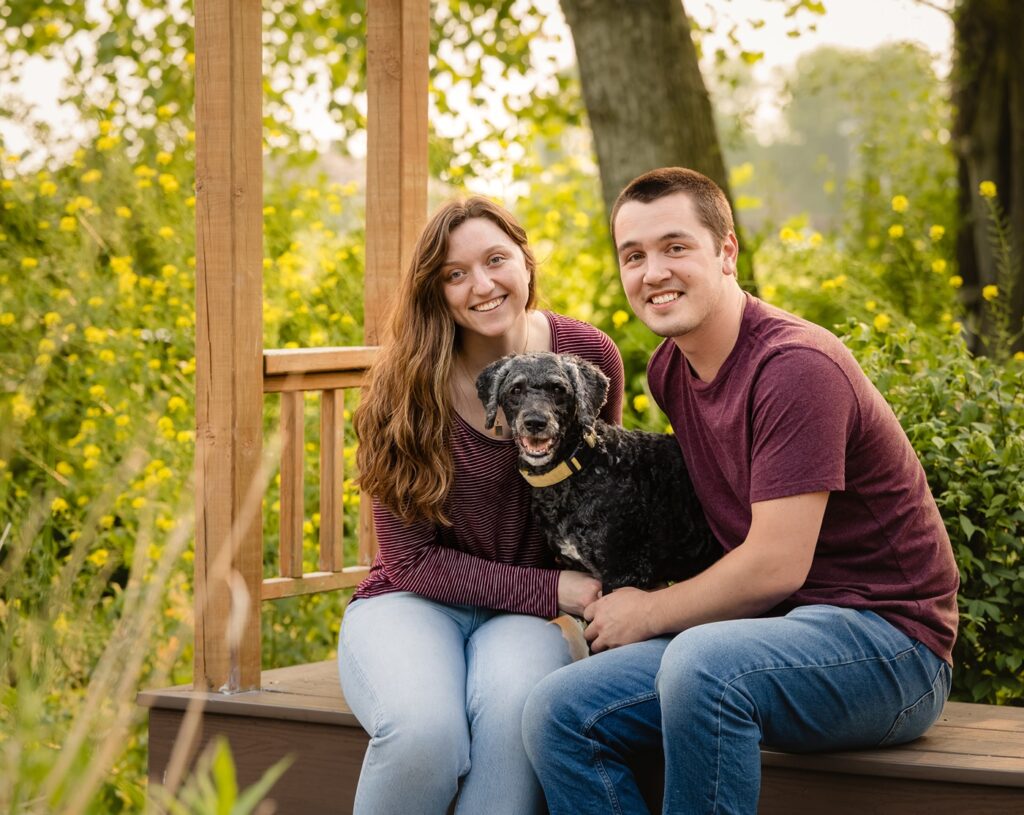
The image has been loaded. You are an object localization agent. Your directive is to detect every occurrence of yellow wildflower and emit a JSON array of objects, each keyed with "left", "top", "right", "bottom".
[
  {"left": 157, "top": 104, "right": 175, "bottom": 119},
  {"left": 873, "top": 314, "right": 892, "bottom": 332},
  {"left": 38, "top": 338, "right": 56, "bottom": 353},
  {"left": 158, "top": 173, "right": 179, "bottom": 192},
  {"left": 1014, "top": 351, "right": 1024, "bottom": 361},
  {"left": 978, "top": 180, "right": 997, "bottom": 198},
  {"left": 84, "top": 326, "right": 106, "bottom": 344},
  {"left": 948, "top": 276, "right": 964, "bottom": 289},
  {"left": 612, "top": 310, "right": 629, "bottom": 329},
  {"left": 87, "top": 548, "right": 110, "bottom": 567},
  {"left": 156, "top": 151, "right": 173, "bottom": 165},
  {"left": 888, "top": 224, "right": 904, "bottom": 239},
  {"left": 931, "top": 259, "right": 947, "bottom": 274},
  {"left": 96, "top": 135, "right": 119, "bottom": 151},
  {"left": 51, "top": 497, "right": 70, "bottom": 514},
  {"left": 98, "top": 121, "right": 114, "bottom": 135},
  {"left": 89, "top": 384, "right": 106, "bottom": 400},
  {"left": 39, "top": 180, "right": 57, "bottom": 197},
  {"left": 131, "top": 497, "right": 147, "bottom": 509},
  {"left": 56, "top": 461, "right": 74, "bottom": 477},
  {"left": 115, "top": 206, "right": 132, "bottom": 218},
  {"left": 43, "top": 311, "right": 62, "bottom": 327},
  {"left": 0, "top": 313, "right": 13, "bottom": 325},
  {"left": 12, "top": 393, "right": 34, "bottom": 422},
  {"left": 158, "top": 226, "right": 175, "bottom": 239},
  {"left": 890, "top": 195, "right": 909, "bottom": 213},
  {"left": 865, "top": 300, "right": 877, "bottom": 312},
  {"left": 59, "top": 216, "right": 77, "bottom": 232},
  {"left": 633, "top": 394, "right": 650, "bottom": 413},
  {"left": 982, "top": 285, "right": 998, "bottom": 301},
  {"left": 808, "top": 232, "right": 823, "bottom": 247},
  {"left": 929, "top": 225, "right": 945, "bottom": 241},
  {"left": 82, "top": 169, "right": 102, "bottom": 183},
  {"left": 778, "top": 227, "right": 799, "bottom": 244}
]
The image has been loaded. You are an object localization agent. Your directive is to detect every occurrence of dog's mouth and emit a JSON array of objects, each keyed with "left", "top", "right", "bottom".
[{"left": 517, "top": 434, "right": 557, "bottom": 463}]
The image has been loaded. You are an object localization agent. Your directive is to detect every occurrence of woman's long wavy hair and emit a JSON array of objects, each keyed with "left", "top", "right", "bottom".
[{"left": 354, "top": 197, "right": 538, "bottom": 526}]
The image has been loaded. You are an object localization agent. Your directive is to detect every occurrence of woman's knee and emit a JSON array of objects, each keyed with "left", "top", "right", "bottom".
[{"left": 373, "top": 706, "right": 471, "bottom": 777}]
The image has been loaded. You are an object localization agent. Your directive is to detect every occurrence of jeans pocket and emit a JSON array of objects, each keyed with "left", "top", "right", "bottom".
[{"left": 878, "top": 654, "right": 951, "bottom": 747}]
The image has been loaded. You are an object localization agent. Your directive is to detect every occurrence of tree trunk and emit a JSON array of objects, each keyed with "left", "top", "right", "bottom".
[
  {"left": 560, "top": 0, "right": 751, "bottom": 284},
  {"left": 952, "top": 0, "right": 1024, "bottom": 354}
]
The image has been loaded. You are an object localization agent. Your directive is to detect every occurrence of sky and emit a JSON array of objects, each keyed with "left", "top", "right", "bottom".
[{"left": 0, "top": 0, "right": 954, "bottom": 161}]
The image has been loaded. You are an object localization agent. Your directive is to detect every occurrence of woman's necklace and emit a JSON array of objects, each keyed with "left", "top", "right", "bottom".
[{"left": 455, "top": 314, "right": 531, "bottom": 437}]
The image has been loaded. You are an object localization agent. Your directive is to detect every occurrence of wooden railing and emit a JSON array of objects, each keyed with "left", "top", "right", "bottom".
[{"left": 261, "top": 346, "right": 379, "bottom": 601}]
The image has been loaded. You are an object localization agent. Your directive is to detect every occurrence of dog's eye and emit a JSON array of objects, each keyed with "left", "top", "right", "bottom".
[
  {"left": 550, "top": 384, "right": 566, "bottom": 396},
  {"left": 510, "top": 384, "right": 523, "bottom": 396}
]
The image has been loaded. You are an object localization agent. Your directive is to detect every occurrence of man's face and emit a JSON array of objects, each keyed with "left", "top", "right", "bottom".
[{"left": 615, "top": 193, "right": 738, "bottom": 340}]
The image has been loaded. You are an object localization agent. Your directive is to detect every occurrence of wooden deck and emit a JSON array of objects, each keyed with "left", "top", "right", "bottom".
[{"left": 139, "top": 661, "right": 1024, "bottom": 814}]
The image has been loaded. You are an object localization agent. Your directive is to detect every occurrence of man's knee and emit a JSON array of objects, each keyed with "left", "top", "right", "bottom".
[{"left": 656, "top": 623, "right": 749, "bottom": 704}]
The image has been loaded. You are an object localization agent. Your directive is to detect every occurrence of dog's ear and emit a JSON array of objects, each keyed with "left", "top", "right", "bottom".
[
  {"left": 476, "top": 355, "right": 516, "bottom": 430},
  {"left": 562, "top": 355, "right": 608, "bottom": 429}
]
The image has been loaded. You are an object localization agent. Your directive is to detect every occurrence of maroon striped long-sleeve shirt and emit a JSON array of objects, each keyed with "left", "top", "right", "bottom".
[{"left": 353, "top": 311, "right": 625, "bottom": 617}]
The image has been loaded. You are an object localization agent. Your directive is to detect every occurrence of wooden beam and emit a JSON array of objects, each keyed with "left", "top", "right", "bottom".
[
  {"left": 319, "top": 390, "right": 345, "bottom": 572},
  {"left": 261, "top": 568, "right": 369, "bottom": 600},
  {"left": 263, "top": 371, "right": 367, "bottom": 394},
  {"left": 194, "top": 0, "right": 263, "bottom": 692},
  {"left": 365, "top": 0, "right": 429, "bottom": 345},
  {"left": 263, "top": 347, "right": 378, "bottom": 376},
  {"left": 279, "top": 392, "right": 305, "bottom": 579}
]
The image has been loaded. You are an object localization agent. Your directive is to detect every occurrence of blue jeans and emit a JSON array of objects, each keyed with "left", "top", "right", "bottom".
[
  {"left": 338, "top": 592, "right": 575, "bottom": 815},
  {"left": 523, "top": 605, "right": 951, "bottom": 815}
]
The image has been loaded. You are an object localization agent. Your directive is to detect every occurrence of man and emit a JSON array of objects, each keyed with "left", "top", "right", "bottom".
[{"left": 522, "top": 167, "right": 959, "bottom": 814}]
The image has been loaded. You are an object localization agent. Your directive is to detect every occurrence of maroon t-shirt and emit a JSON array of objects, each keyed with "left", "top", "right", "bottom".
[
  {"left": 354, "top": 311, "right": 625, "bottom": 618},
  {"left": 648, "top": 294, "right": 959, "bottom": 664}
]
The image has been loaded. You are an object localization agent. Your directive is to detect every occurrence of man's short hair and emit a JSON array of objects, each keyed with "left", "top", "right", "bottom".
[{"left": 610, "top": 167, "right": 735, "bottom": 252}]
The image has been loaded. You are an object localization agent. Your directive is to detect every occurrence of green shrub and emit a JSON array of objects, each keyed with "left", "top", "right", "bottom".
[{"left": 843, "top": 320, "right": 1024, "bottom": 703}]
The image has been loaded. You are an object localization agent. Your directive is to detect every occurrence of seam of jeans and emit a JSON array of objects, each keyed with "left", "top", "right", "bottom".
[
  {"left": 589, "top": 737, "right": 624, "bottom": 815},
  {"left": 339, "top": 617, "right": 386, "bottom": 736},
  {"left": 580, "top": 691, "right": 657, "bottom": 815},
  {"left": 704, "top": 645, "right": 919, "bottom": 812}
]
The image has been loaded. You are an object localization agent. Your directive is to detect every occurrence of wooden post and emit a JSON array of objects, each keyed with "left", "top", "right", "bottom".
[
  {"left": 194, "top": 0, "right": 264, "bottom": 692},
  {"left": 365, "top": 0, "right": 430, "bottom": 345}
]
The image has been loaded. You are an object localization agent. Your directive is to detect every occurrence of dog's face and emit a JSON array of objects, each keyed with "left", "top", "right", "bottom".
[{"left": 476, "top": 352, "right": 609, "bottom": 470}]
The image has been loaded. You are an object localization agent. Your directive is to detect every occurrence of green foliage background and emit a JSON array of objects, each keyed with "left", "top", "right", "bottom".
[{"left": 0, "top": 1, "right": 1022, "bottom": 811}]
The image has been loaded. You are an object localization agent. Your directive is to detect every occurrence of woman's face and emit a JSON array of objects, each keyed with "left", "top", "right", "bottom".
[{"left": 439, "top": 216, "right": 532, "bottom": 341}]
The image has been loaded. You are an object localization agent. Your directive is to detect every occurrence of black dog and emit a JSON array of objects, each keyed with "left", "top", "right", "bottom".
[{"left": 477, "top": 351, "right": 720, "bottom": 592}]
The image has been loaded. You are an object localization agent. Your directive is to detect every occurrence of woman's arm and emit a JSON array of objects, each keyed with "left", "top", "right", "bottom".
[{"left": 373, "top": 500, "right": 598, "bottom": 617}]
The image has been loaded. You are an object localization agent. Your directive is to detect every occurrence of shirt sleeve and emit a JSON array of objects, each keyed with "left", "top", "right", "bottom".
[
  {"left": 749, "top": 348, "right": 859, "bottom": 503},
  {"left": 596, "top": 333, "right": 625, "bottom": 425},
  {"left": 372, "top": 499, "right": 561, "bottom": 617}
]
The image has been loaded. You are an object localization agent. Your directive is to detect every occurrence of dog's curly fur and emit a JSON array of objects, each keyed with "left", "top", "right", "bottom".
[{"left": 477, "top": 351, "right": 720, "bottom": 591}]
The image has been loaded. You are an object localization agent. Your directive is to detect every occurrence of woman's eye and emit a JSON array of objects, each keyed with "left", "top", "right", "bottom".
[
  {"left": 446, "top": 269, "right": 465, "bottom": 282},
  {"left": 488, "top": 254, "right": 505, "bottom": 265}
]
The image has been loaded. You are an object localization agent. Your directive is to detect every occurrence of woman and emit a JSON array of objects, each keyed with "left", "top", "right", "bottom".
[{"left": 339, "top": 197, "right": 624, "bottom": 814}]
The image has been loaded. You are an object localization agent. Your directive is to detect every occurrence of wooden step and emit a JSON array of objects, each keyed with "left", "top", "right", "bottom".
[{"left": 139, "top": 661, "right": 1024, "bottom": 814}]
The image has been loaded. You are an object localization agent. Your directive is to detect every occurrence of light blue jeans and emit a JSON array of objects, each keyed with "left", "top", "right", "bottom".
[
  {"left": 338, "top": 591, "right": 574, "bottom": 815},
  {"left": 523, "top": 605, "right": 951, "bottom": 815}
]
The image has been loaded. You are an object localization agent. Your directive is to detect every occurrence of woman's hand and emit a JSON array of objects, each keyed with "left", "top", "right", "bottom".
[{"left": 557, "top": 570, "right": 602, "bottom": 617}]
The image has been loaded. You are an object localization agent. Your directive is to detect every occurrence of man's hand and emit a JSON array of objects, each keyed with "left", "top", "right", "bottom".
[
  {"left": 583, "top": 587, "right": 657, "bottom": 652},
  {"left": 557, "top": 570, "right": 602, "bottom": 617}
]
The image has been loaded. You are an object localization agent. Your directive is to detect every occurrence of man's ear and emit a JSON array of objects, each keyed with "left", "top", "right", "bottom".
[
  {"left": 721, "top": 231, "right": 739, "bottom": 277},
  {"left": 560, "top": 355, "right": 608, "bottom": 429},
  {"left": 476, "top": 355, "right": 515, "bottom": 430}
]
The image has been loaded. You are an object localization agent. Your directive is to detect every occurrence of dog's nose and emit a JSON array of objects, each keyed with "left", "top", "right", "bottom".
[{"left": 523, "top": 415, "right": 548, "bottom": 434}]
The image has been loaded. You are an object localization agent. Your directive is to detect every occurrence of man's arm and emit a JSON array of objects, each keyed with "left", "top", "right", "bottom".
[{"left": 583, "top": 491, "right": 828, "bottom": 652}]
